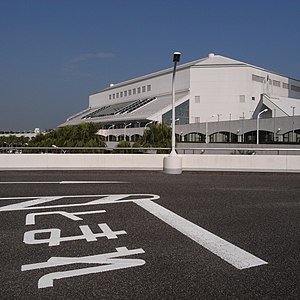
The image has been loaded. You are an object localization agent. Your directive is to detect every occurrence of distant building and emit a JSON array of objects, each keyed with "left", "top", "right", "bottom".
[
  {"left": 60, "top": 53, "right": 300, "bottom": 143},
  {"left": 0, "top": 128, "right": 43, "bottom": 138}
]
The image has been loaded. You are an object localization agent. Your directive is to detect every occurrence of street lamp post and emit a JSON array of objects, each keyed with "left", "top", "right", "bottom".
[
  {"left": 217, "top": 114, "right": 222, "bottom": 142},
  {"left": 291, "top": 106, "right": 295, "bottom": 142},
  {"left": 273, "top": 109, "right": 276, "bottom": 142},
  {"left": 171, "top": 52, "right": 181, "bottom": 155},
  {"left": 229, "top": 113, "right": 232, "bottom": 142},
  {"left": 124, "top": 123, "right": 132, "bottom": 142},
  {"left": 144, "top": 120, "right": 154, "bottom": 129},
  {"left": 205, "top": 115, "right": 215, "bottom": 144},
  {"left": 163, "top": 51, "right": 182, "bottom": 174},
  {"left": 256, "top": 109, "right": 268, "bottom": 144},
  {"left": 52, "top": 144, "right": 66, "bottom": 154},
  {"left": 242, "top": 112, "right": 245, "bottom": 143},
  {"left": 107, "top": 124, "right": 115, "bottom": 142},
  {"left": 170, "top": 118, "right": 180, "bottom": 128}
]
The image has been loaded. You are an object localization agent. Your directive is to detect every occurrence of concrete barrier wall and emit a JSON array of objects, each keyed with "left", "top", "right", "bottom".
[
  {"left": 0, "top": 153, "right": 300, "bottom": 172},
  {"left": 0, "top": 154, "right": 166, "bottom": 170},
  {"left": 182, "top": 155, "right": 292, "bottom": 172}
]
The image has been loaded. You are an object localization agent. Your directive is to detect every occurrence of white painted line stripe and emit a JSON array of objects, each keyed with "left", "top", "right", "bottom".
[
  {"left": 0, "top": 181, "right": 128, "bottom": 184},
  {"left": 60, "top": 181, "right": 128, "bottom": 184},
  {"left": 25, "top": 210, "right": 107, "bottom": 225},
  {"left": 0, "top": 194, "right": 118, "bottom": 201},
  {"left": 134, "top": 200, "right": 268, "bottom": 270},
  {"left": 0, "top": 182, "right": 56, "bottom": 184},
  {"left": 1, "top": 197, "right": 63, "bottom": 212},
  {"left": 0, "top": 194, "right": 159, "bottom": 209}
]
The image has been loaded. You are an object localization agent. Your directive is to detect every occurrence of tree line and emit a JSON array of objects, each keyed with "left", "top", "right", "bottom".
[
  {"left": 114, "top": 123, "right": 172, "bottom": 153},
  {"left": 0, "top": 122, "right": 173, "bottom": 153},
  {"left": 28, "top": 123, "right": 106, "bottom": 148}
]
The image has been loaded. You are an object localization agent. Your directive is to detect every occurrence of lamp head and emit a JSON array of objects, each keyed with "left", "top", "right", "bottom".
[{"left": 173, "top": 52, "right": 181, "bottom": 62}]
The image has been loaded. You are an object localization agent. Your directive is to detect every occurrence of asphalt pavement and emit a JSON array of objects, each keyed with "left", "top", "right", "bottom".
[{"left": 0, "top": 170, "right": 299, "bottom": 299}]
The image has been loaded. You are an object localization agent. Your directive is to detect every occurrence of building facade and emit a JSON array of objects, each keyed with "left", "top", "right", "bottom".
[{"left": 61, "top": 53, "right": 300, "bottom": 143}]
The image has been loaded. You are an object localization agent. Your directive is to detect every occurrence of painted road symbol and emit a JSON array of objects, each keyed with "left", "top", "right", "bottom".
[
  {"left": 0, "top": 193, "right": 268, "bottom": 288},
  {"left": 24, "top": 223, "right": 127, "bottom": 246},
  {"left": 22, "top": 247, "right": 146, "bottom": 289}
]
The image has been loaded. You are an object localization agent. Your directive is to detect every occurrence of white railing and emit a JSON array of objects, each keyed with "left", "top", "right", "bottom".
[{"left": 1, "top": 146, "right": 300, "bottom": 155}]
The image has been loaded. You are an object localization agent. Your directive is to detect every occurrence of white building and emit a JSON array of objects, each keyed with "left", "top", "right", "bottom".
[{"left": 61, "top": 53, "right": 300, "bottom": 142}]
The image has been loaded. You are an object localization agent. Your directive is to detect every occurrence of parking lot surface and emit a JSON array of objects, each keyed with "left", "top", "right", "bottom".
[{"left": 0, "top": 170, "right": 299, "bottom": 299}]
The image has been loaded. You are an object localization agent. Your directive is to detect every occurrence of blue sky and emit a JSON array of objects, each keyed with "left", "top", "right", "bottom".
[{"left": 0, "top": 0, "right": 300, "bottom": 131}]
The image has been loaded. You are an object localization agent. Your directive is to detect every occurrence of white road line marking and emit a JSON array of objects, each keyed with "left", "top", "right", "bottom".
[
  {"left": 23, "top": 223, "right": 127, "bottom": 246},
  {"left": 134, "top": 199, "right": 268, "bottom": 270},
  {"left": 25, "top": 210, "right": 107, "bottom": 225},
  {"left": 0, "top": 195, "right": 114, "bottom": 201},
  {"left": 0, "top": 181, "right": 128, "bottom": 184},
  {"left": 60, "top": 181, "right": 128, "bottom": 184},
  {"left": 0, "top": 196, "right": 63, "bottom": 211},
  {"left": 0, "top": 194, "right": 159, "bottom": 209},
  {"left": 21, "top": 247, "right": 145, "bottom": 289},
  {"left": 0, "top": 193, "right": 268, "bottom": 269}
]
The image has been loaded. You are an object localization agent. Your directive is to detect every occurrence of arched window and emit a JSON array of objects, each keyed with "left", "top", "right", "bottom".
[
  {"left": 131, "top": 134, "right": 142, "bottom": 142},
  {"left": 184, "top": 132, "right": 205, "bottom": 143}
]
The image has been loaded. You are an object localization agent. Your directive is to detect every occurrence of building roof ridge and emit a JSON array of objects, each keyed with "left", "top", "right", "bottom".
[
  {"left": 92, "top": 55, "right": 212, "bottom": 94},
  {"left": 91, "top": 53, "right": 300, "bottom": 96}
]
